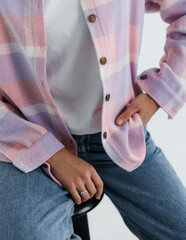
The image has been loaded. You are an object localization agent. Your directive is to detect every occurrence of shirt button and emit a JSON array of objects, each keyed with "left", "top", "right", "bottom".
[
  {"left": 88, "top": 14, "right": 97, "bottom": 23},
  {"left": 103, "top": 131, "right": 107, "bottom": 139},
  {"left": 105, "top": 94, "right": 110, "bottom": 101},
  {"left": 140, "top": 74, "right": 147, "bottom": 80},
  {"left": 100, "top": 57, "right": 107, "bottom": 65}
]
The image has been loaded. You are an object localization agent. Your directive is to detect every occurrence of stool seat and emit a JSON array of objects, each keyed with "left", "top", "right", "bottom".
[
  {"left": 72, "top": 193, "right": 104, "bottom": 240},
  {"left": 72, "top": 193, "right": 104, "bottom": 219}
]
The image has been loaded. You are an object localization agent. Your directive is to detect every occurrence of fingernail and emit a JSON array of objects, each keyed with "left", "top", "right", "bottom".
[{"left": 118, "top": 119, "right": 124, "bottom": 125}]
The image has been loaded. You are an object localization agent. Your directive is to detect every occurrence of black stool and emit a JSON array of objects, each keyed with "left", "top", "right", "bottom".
[{"left": 72, "top": 193, "right": 104, "bottom": 240}]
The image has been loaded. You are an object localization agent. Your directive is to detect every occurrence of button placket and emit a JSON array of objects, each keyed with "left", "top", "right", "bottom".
[
  {"left": 87, "top": 13, "right": 107, "bottom": 67},
  {"left": 88, "top": 12, "right": 108, "bottom": 141}
]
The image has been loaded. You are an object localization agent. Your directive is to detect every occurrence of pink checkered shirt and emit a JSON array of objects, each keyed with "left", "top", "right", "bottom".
[{"left": 0, "top": 0, "right": 186, "bottom": 187}]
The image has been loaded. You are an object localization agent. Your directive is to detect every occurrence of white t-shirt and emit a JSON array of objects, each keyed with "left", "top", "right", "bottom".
[{"left": 44, "top": 0, "right": 103, "bottom": 135}]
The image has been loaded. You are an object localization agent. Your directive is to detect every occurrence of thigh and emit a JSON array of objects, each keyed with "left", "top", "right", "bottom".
[
  {"left": 0, "top": 161, "right": 79, "bottom": 240},
  {"left": 82, "top": 128, "right": 186, "bottom": 240}
]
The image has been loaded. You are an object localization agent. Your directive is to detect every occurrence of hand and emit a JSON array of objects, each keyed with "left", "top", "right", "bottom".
[
  {"left": 115, "top": 93, "right": 160, "bottom": 127},
  {"left": 46, "top": 148, "right": 104, "bottom": 205}
]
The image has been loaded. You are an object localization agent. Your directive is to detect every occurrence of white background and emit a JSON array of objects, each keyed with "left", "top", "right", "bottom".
[{"left": 87, "top": 11, "right": 186, "bottom": 240}]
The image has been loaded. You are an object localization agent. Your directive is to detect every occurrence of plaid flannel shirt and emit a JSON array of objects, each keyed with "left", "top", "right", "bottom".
[{"left": 0, "top": 0, "right": 186, "bottom": 187}]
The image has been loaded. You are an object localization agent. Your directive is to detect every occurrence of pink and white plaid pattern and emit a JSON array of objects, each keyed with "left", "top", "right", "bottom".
[{"left": 0, "top": 0, "right": 185, "bottom": 187}]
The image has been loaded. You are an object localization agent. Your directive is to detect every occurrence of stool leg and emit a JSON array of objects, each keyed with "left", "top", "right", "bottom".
[{"left": 72, "top": 214, "right": 91, "bottom": 240}]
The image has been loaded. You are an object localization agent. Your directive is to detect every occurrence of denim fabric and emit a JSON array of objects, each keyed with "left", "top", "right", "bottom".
[
  {"left": 72, "top": 127, "right": 186, "bottom": 240},
  {"left": 0, "top": 127, "right": 186, "bottom": 240},
  {"left": 0, "top": 161, "right": 81, "bottom": 240}
]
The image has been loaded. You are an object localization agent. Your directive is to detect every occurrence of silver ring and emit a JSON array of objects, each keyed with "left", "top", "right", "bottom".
[{"left": 79, "top": 189, "right": 88, "bottom": 195}]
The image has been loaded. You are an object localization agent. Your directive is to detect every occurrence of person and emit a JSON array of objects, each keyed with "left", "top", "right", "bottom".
[{"left": 0, "top": 0, "right": 186, "bottom": 239}]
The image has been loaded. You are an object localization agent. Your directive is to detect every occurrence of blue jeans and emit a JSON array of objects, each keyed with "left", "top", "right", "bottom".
[{"left": 0, "top": 127, "right": 186, "bottom": 239}]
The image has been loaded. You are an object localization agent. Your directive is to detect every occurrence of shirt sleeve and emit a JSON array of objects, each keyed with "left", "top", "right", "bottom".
[
  {"left": 0, "top": 95, "right": 65, "bottom": 179},
  {"left": 41, "top": 161, "right": 63, "bottom": 187},
  {"left": 136, "top": 0, "right": 186, "bottom": 119}
]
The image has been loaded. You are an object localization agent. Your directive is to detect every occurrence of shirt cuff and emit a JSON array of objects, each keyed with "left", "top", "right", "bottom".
[
  {"left": 136, "top": 65, "right": 186, "bottom": 119},
  {"left": 41, "top": 161, "right": 64, "bottom": 188},
  {"left": 12, "top": 131, "right": 65, "bottom": 173}
]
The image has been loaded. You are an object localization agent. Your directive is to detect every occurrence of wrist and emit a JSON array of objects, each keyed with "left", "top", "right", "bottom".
[{"left": 46, "top": 147, "right": 67, "bottom": 168}]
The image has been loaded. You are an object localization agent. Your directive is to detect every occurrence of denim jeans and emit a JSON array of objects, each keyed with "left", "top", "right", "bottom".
[{"left": 0, "top": 127, "right": 186, "bottom": 240}]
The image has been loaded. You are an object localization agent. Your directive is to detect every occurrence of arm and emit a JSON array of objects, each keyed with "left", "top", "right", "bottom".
[
  {"left": 0, "top": 95, "right": 104, "bottom": 201},
  {"left": 0, "top": 94, "right": 65, "bottom": 179},
  {"left": 136, "top": 0, "right": 186, "bottom": 119}
]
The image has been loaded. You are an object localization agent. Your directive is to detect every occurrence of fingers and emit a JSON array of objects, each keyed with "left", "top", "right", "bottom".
[
  {"left": 91, "top": 170, "right": 104, "bottom": 199},
  {"left": 65, "top": 165, "right": 103, "bottom": 205},
  {"left": 85, "top": 180, "right": 97, "bottom": 198},
  {"left": 67, "top": 183, "right": 82, "bottom": 205},
  {"left": 116, "top": 103, "right": 139, "bottom": 126},
  {"left": 77, "top": 182, "right": 91, "bottom": 203},
  {"left": 74, "top": 173, "right": 102, "bottom": 204},
  {"left": 67, "top": 179, "right": 97, "bottom": 205},
  {"left": 78, "top": 166, "right": 103, "bottom": 201}
]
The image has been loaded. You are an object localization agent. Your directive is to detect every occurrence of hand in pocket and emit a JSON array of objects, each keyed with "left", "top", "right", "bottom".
[{"left": 115, "top": 93, "right": 160, "bottom": 128}]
